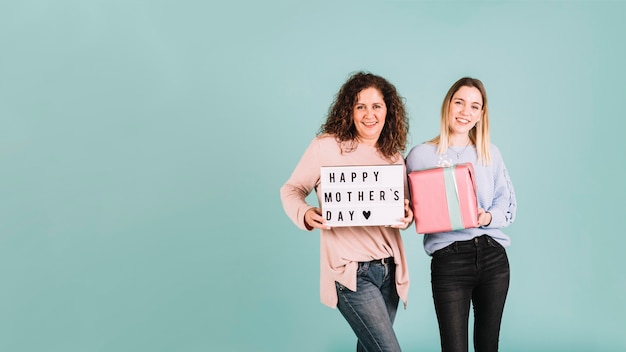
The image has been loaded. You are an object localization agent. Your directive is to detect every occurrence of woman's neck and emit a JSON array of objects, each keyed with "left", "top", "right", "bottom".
[
  {"left": 449, "top": 134, "right": 471, "bottom": 147},
  {"left": 356, "top": 136, "right": 378, "bottom": 147}
]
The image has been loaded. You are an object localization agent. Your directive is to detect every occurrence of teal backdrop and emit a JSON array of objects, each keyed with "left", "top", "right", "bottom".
[{"left": 1, "top": 1, "right": 625, "bottom": 351}]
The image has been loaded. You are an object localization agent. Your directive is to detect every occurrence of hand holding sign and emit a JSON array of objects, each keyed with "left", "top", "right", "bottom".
[
  {"left": 389, "top": 199, "right": 413, "bottom": 230},
  {"left": 304, "top": 207, "right": 332, "bottom": 230}
]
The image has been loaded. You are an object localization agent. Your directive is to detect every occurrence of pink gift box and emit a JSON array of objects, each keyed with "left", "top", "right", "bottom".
[{"left": 408, "top": 163, "right": 479, "bottom": 234}]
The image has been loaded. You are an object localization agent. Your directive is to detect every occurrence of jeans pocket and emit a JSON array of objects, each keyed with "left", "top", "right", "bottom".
[
  {"left": 356, "top": 261, "right": 370, "bottom": 276},
  {"left": 432, "top": 243, "right": 455, "bottom": 258},
  {"left": 486, "top": 236, "right": 503, "bottom": 249}
]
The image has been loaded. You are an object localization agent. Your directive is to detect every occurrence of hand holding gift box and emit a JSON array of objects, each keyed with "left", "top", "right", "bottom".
[{"left": 408, "top": 163, "right": 479, "bottom": 234}]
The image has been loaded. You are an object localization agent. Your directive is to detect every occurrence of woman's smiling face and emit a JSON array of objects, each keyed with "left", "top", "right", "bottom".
[
  {"left": 447, "top": 85, "right": 483, "bottom": 136},
  {"left": 352, "top": 87, "right": 387, "bottom": 146}
]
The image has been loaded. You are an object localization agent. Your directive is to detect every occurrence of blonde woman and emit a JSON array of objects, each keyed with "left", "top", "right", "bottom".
[{"left": 406, "top": 77, "right": 517, "bottom": 352}]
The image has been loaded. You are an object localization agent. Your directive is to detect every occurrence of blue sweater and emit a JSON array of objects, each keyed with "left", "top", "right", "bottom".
[{"left": 405, "top": 143, "right": 517, "bottom": 255}]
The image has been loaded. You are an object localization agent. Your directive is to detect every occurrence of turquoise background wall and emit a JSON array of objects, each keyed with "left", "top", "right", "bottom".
[{"left": 1, "top": 1, "right": 625, "bottom": 351}]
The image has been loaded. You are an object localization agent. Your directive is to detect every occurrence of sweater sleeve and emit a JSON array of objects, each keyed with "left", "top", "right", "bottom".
[
  {"left": 405, "top": 144, "right": 423, "bottom": 172},
  {"left": 484, "top": 148, "right": 517, "bottom": 229},
  {"left": 405, "top": 143, "right": 435, "bottom": 173},
  {"left": 280, "top": 138, "right": 322, "bottom": 231}
]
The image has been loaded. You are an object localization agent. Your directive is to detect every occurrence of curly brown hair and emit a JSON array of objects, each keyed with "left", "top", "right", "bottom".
[{"left": 318, "top": 71, "right": 409, "bottom": 159}]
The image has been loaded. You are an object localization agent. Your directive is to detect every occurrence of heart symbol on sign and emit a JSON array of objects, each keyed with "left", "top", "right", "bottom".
[{"left": 363, "top": 211, "right": 371, "bottom": 220}]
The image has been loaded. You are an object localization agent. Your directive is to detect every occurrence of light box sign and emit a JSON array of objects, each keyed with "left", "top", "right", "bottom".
[{"left": 320, "top": 164, "right": 405, "bottom": 227}]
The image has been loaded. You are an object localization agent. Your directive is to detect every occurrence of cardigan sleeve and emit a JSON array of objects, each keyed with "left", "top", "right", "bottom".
[{"left": 280, "top": 138, "right": 322, "bottom": 231}]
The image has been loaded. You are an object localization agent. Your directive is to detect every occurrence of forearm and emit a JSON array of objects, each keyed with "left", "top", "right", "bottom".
[{"left": 280, "top": 183, "right": 316, "bottom": 231}]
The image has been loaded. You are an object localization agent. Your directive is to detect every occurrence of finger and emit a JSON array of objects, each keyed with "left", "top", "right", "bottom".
[
  {"left": 391, "top": 217, "right": 410, "bottom": 229},
  {"left": 305, "top": 212, "right": 325, "bottom": 230},
  {"left": 310, "top": 214, "right": 331, "bottom": 230},
  {"left": 310, "top": 221, "right": 330, "bottom": 230}
]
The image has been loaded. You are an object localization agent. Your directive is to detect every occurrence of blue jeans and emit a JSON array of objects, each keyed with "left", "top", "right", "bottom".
[
  {"left": 431, "top": 235, "right": 510, "bottom": 352},
  {"left": 336, "top": 258, "right": 401, "bottom": 352}
]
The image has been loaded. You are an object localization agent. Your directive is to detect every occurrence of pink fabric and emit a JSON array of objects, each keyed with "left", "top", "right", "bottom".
[
  {"left": 280, "top": 135, "right": 410, "bottom": 308},
  {"left": 408, "top": 163, "right": 479, "bottom": 234}
]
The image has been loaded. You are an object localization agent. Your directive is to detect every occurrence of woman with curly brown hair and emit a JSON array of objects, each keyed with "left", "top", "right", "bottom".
[{"left": 280, "top": 71, "right": 413, "bottom": 352}]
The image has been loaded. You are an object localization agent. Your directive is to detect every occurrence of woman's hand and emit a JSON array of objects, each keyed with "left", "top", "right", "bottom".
[
  {"left": 304, "top": 207, "right": 331, "bottom": 230},
  {"left": 391, "top": 199, "right": 414, "bottom": 230},
  {"left": 477, "top": 208, "right": 492, "bottom": 227}
]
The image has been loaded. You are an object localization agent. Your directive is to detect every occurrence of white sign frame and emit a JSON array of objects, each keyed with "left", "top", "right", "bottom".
[{"left": 320, "top": 164, "right": 405, "bottom": 227}]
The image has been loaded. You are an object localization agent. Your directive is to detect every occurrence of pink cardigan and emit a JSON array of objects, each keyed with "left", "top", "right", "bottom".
[{"left": 280, "top": 134, "right": 410, "bottom": 308}]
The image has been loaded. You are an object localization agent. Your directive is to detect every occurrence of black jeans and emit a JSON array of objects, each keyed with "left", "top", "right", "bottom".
[{"left": 431, "top": 235, "right": 510, "bottom": 352}]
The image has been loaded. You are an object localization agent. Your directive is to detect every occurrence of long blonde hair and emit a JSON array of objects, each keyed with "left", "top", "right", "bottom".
[{"left": 429, "top": 77, "right": 491, "bottom": 165}]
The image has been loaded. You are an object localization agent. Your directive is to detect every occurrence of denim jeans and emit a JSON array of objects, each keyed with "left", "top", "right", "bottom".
[
  {"left": 336, "top": 258, "right": 401, "bottom": 352},
  {"left": 431, "top": 235, "right": 510, "bottom": 352}
]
